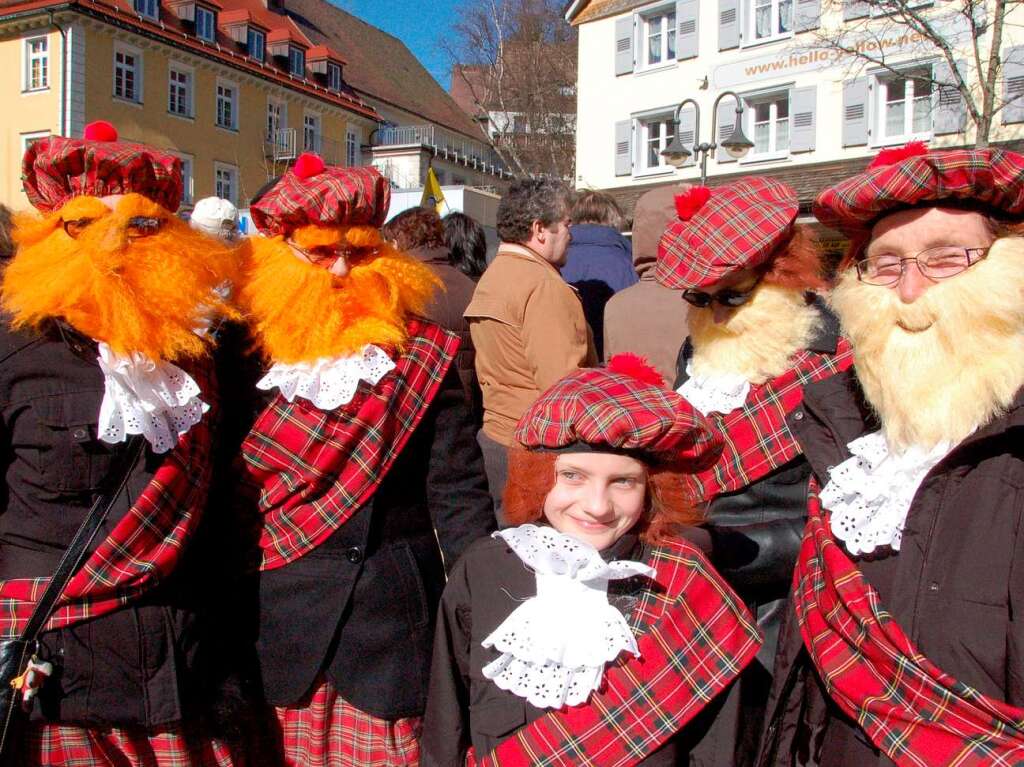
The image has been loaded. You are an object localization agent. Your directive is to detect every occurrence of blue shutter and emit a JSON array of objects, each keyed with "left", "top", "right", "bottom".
[
  {"left": 842, "top": 77, "right": 870, "bottom": 147},
  {"left": 716, "top": 95, "right": 738, "bottom": 164},
  {"left": 933, "top": 59, "right": 967, "bottom": 135},
  {"left": 676, "top": 0, "right": 699, "bottom": 60},
  {"left": 719, "top": 0, "right": 740, "bottom": 50},
  {"left": 790, "top": 85, "right": 816, "bottom": 152},
  {"left": 615, "top": 17, "right": 634, "bottom": 75},
  {"left": 615, "top": 120, "right": 633, "bottom": 176},
  {"left": 1003, "top": 46, "right": 1024, "bottom": 124}
]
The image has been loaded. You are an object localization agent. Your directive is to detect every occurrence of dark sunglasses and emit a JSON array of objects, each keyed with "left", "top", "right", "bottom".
[
  {"left": 61, "top": 215, "right": 164, "bottom": 240},
  {"left": 681, "top": 286, "right": 756, "bottom": 308}
]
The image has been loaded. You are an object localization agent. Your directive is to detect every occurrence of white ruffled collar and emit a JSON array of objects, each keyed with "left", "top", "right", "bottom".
[
  {"left": 677, "top": 362, "right": 751, "bottom": 416},
  {"left": 821, "top": 430, "right": 951, "bottom": 555},
  {"left": 256, "top": 345, "right": 396, "bottom": 411},
  {"left": 97, "top": 342, "right": 209, "bottom": 454},
  {"left": 481, "top": 524, "right": 655, "bottom": 709}
]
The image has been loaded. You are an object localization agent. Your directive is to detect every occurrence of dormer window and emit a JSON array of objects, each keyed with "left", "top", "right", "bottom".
[
  {"left": 327, "top": 62, "right": 341, "bottom": 91},
  {"left": 247, "top": 27, "right": 265, "bottom": 61},
  {"left": 195, "top": 6, "right": 216, "bottom": 41},
  {"left": 133, "top": 0, "right": 159, "bottom": 20},
  {"left": 288, "top": 46, "right": 304, "bottom": 76}
]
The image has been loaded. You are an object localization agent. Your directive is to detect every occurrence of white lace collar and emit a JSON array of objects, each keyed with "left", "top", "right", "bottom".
[
  {"left": 677, "top": 362, "right": 751, "bottom": 416},
  {"left": 97, "top": 342, "right": 209, "bottom": 454},
  {"left": 256, "top": 345, "right": 396, "bottom": 411},
  {"left": 481, "top": 524, "right": 655, "bottom": 709},
  {"left": 821, "top": 430, "right": 951, "bottom": 556}
]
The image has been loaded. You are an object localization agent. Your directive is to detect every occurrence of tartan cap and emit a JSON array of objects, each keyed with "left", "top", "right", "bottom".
[
  {"left": 249, "top": 153, "right": 390, "bottom": 236},
  {"left": 515, "top": 355, "right": 723, "bottom": 466},
  {"left": 813, "top": 143, "right": 1024, "bottom": 241},
  {"left": 22, "top": 121, "right": 182, "bottom": 213},
  {"left": 655, "top": 176, "right": 799, "bottom": 290}
]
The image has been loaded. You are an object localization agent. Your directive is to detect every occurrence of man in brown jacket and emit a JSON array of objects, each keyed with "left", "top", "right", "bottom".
[
  {"left": 465, "top": 178, "right": 593, "bottom": 519},
  {"left": 603, "top": 185, "right": 689, "bottom": 385}
]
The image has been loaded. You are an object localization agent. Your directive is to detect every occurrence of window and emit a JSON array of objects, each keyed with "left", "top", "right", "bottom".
[
  {"left": 214, "top": 163, "right": 238, "bottom": 205},
  {"left": 327, "top": 62, "right": 341, "bottom": 91},
  {"left": 303, "top": 114, "right": 321, "bottom": 152},
  {"left": 346, "top": 129, "right": 359, "bottom": 166},
  {"left": 288, "top": 47, "right": 305, "bottom": 77},
  {"left": 168, "top": 66, "right": 192, "bottom": 117},
  {"left": 638, "top": 114, "right": 674, "bottom": 172},
  {"left": 114, "top": 46, "right": 140, "bottom": 102},
  {"left": 195, "top": 6, "right": 216, "bottom": 42},
  {"left": 876, "top": 66, "right": 933, "bottom": 142},
  {"left": 641, "top": 10, "right": 675, "bottom": 67},
  {"left": 21, "top": 131, "right": 50, "bottom": 153},
  {"left": 216, "top": 81, "right": 237, "bottom": 130},
  {"left": 24, "top": 36, "right": 48, "bottom": 91},
  {"left": 267, "top": 99, "right": 286, "bottom": 141},
  {"left": 745, "top": 93, "right": 789, "bottom": 157},
  {"left": 751, "top": 0, "right": 792, "bottom": 42},
  {"left": 179, "top": 156, "right": 194, "bottom": 204},
  {"left": 133, "top": 0, "right": 158, "bottom": 19},
  {"left": 247, "top": 28, "right": 265, "bottom": 61}
]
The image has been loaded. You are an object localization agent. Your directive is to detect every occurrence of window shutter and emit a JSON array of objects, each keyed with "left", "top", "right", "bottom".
[
  {"left": 716, "top": 95, "right": 738, "bottom": 164},
  {"left": 678, "top": 106, "right": 697, "bottom": 168},
  {"left": 843, "top": 0, "right": 870, "bottom": 19},
  {"left": 1003, "top": 46, "right": 1024, "bottom": 125},
  {"left": 795, "top": 0, "right": 820, "bottom": 31},
  {"left": 842, "top": 77, "right": 870, "bottom": 147},
  {"left": 719, "top": 0, "right": 740, "bottom": 51},
  {"left": 790, "top": 85, "right": 816, "bottom": 152},
  {"left": 933, "top": 59, "right": 967, "bottom": 135},
  {"left": 676, "top": 0, "right": 699, "bottom": 60},
  {"left": 615, "top": 120, "right": 633, "bottom": 176},
  {"left": 615, "top": 17, "right": 634, "bottom": 75}
]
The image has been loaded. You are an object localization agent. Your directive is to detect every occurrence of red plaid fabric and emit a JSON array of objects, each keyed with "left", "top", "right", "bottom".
[
  {"left": 814, "top": 148, "right": 1024, "bottom": 244},
  {"left": 690, "top": 339, "right": 854, "bottom": 503},
  {"left": 22, "top": 132, "right": 183, "bottom": 213},
  {"left": 794, "top": 482, "right": 1024, "bottom": 765},
  {"left": 274, "top": 677, "right": 422, "bottom": 767},
  {"left": 241, "top": 319, "right": 459, "bottom": 570},
  {"left": 655, "top": 177, "right": 798, "bottom": 290},
  {"left": 250, "top": 164, "right": 390, "bottom": 236},
  {"left": 15, "top": 719, "right": 247, "bottom": 766},
  {"left": 0, "top": 363, "right": 215, "bottom": 640},
  {"left": 470, "top": 537, "right": 761, "bottom": 767},
  {"left": 514, "top": 367, "right": 722, "bottom": 465}
]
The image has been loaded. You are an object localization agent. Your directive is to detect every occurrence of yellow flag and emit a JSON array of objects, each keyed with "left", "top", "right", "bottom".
[{"left": 421, "top": 166, "right": 445, "bottom": 214}]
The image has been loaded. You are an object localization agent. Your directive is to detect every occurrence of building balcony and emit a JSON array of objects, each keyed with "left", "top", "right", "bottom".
[
  {"left": 264, "top": 128, "right": 344, "bottom": 166},
  {"left": 373, "top": 123, "right": 510, "bottom": 177}
]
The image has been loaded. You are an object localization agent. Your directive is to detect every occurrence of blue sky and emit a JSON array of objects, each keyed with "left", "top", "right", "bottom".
[{"left": 332, "top": 0, "right": 461, "bottom": 88}]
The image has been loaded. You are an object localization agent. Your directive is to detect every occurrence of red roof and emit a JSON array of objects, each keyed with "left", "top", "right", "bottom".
[{"left": 307, "top": 44, "right": 344, "bottom": 65}]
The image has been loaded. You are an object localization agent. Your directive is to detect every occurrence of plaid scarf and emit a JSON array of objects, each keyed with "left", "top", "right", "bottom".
[
  {"left": 794, "top": 482, "right": 1024, "bottom": 766},
  {"left": 0, "top": 364, "right": 214, "bottom": 641},
  {"left": 691, "top": 339, "right": 854, "bottom": 503},
  {"left": 471, "top": 539, "right": 761, "bottom": 767},
  {"left": 242, "top": 319, "right": 459, "bottom": 571}
]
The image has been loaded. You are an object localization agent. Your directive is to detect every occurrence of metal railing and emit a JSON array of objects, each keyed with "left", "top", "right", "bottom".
[
  {"left": 264, "top": 128, "right": 343, "bottom": 166},
  {"left": 374, "top": 123, "right": 508, "bottom": 175}
]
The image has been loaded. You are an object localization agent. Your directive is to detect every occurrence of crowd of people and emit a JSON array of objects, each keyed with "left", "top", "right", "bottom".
[{"left": 1, "top": 120, "right": 1023, "bottom": 767}]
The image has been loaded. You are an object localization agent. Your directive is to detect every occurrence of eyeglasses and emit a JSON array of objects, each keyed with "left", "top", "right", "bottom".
[
  {"left": 682, "top": 285, "right": 758, "bottom": 308},
  {"left": 286, "top": 240, "right": 354, "bottom": 267},
  {"left": 61, "top": 216, "right": 164, "bottom": 240},
  {"left": 856, "top": 246, "right": 990, "bottom": 286}
]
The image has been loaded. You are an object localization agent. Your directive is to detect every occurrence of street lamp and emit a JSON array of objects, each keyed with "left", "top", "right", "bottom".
[{"left": 661, "top": 90, "right": 755, "bottom": 184}]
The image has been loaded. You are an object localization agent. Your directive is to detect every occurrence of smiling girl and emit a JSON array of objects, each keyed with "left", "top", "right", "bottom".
[{"left": 421, "top": 356, "right": 762, "bottom": 767}]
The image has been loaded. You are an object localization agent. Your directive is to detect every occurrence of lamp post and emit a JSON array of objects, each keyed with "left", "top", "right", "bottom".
[{"left": 660, "top": 90, "right": 755, "bottom": 184}]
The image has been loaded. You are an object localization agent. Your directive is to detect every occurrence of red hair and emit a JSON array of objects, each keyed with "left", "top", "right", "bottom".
[
  {"left": 762, "top": 224, "right": 828, "bottom": 291},
  {"left": 503, "top": 448, "right": 704, "bottom": 544}
]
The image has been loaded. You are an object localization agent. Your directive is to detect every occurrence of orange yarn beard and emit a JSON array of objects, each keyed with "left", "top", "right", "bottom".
[
  {"left": 239, "top": 225, "right": 441, "bottom": 364},
  {"left": 2, "top": 194, "right": 239, "bottom": 361}
]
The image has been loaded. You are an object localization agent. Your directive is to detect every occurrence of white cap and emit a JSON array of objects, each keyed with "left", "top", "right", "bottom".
[{"left": 190, "top": 197, "right": 239, "bottom": 241}]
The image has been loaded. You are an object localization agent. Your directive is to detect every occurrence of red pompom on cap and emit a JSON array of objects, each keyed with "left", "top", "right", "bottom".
[
  {"left": 869, "top": 140, "right": 929, "bottom": 170},
  {"left": 674, "top": 186, "right": 712, "bottom": 221},
  {"left": 606, "top": 353, "right": 667, "bottom": 390},
  {"left": 293, "top": 152, "right": 325, "bottom": 180},
  {"left": 83, "top": 120, "right": 118, "bottom": 142}
]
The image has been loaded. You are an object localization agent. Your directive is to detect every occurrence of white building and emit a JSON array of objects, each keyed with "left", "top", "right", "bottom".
[{"left": 566, "top": 0, "right": 1024, "bottom": 225}]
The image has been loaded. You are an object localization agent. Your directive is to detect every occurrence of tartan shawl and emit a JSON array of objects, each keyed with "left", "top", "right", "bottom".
[
  {"left": 794, "top": 482, "right": 1024, "bottom": 766},
  {"left": 242, "top": 319, "right": 459, "bottom": 571},
  {"left": 471, "top": 538, "right": 762, "bottom": 767},
  {"left": 690, "top": 339, "right": 854, "bottom": 503},
  {"left": 0, "top": 364, "right": 215, "bottom": 640}
]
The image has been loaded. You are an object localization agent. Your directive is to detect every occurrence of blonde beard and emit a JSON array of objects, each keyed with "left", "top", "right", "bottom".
[
  {"left": 689, "top": 283, "right": 820, "bottom": 384},
  {"left": 831, "top": 236, "right": 1024, "bottom": 451},
  {"left": 239, "top": 233, "right": 440, "bottom": 364}
]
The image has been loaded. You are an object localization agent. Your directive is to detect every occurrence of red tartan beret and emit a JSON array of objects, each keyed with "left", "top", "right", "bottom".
[
  {"left": 250, "top": 155, "right": 390, "bottom": 236},
  {"left": 22, "top": 121, "right": 183, "bottom": 213},
  {"left": 813, "top": 145, "right": 1024, "bottom": 240},
  {"left": 515, "top": 358, "right": 723, "bottom": 466},
  {"left": 655, "top": 176, "right": 799, "bottom": 290}
]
